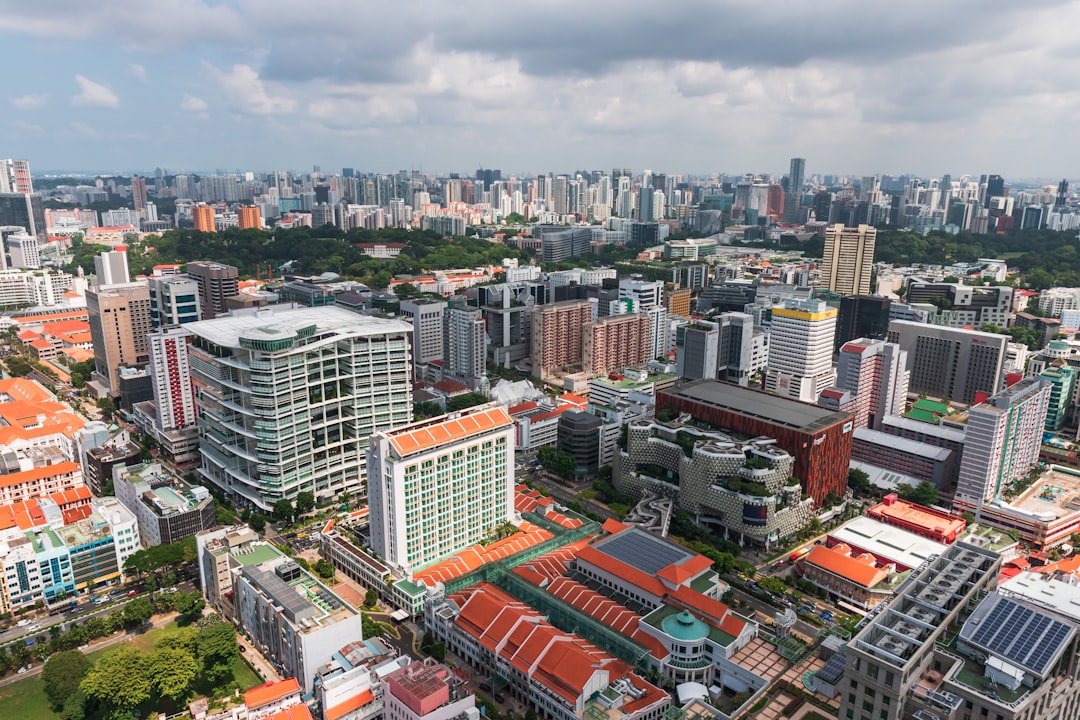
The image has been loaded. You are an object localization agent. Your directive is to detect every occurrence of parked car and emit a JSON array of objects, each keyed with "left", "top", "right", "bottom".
[
  {"left": 125, "top": 590, "right": 138, "bottom": 597},
  {"left": 820, "top": 611, "right": 834, "bottom": 622},
  {"left": 479, "top": 683, "right": 492, "bottom": 693},
  {"left": 494, "top": 693, "right": 506, "bottom": 703},
  {"left": 16, "top": 619, "right": 30, "bottom": 628}
]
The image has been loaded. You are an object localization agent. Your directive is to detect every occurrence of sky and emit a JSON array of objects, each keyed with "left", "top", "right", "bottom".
[{"left": 2, "top": 0, "right": 1079, "bottom": 179}]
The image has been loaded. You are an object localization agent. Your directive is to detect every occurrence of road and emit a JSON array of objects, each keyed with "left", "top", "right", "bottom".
[{"left": 728, "top": 587, "right": 819, "bottom": 640}]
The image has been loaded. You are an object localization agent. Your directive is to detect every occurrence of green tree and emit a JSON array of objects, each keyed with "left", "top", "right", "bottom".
[
  {"left": 80, "top": 645, "right": 152, "bottom": 712},
  {"left": 296, "top": 491, "right": 316, "bottom": 515},
  {"left": 847, "top": 468, "right": 870, "bottom": 491},
  {"left": 148, "top": 646, "right": 200, "bottom": 704},
  {"left": 174, "top": 591, "right": 206, "bottom": 619},
  {"left": 365, "top": 588, "right": 378, "bottom": 608},
  {"left": 413, "top": 401, "right": 445, "bottom": 419},
  {"left": 42, "top": 650, "right": 92, "bottom": 711},
  {"left": 122, "top": 596, "right": 154, "bottom": 627},
  {"left": 393, "top": 282, "right": 419, "bottom": 299},
  {"left": 4, "top": 356, "right": 32, "bottom": 377},
  {"left": 96, "top": 396, "right": 117, "bottom": 420},
  {"left": 195, "top": 616, "right": 239, "bottom": 685},
  {"left": 447, "top": 393, "right": 489, "bottom": 412},
  {"left": 249, "top": 514, "right": 267, "bottom": 533},
  {"left": 895, "top": 481, "right": 940, "bottom": 506},
  {"left": 272, "top": 498, "right": 294, "bottom": 523},
  {"left": 314, "top": 559, "right": 335, "bottom": 580}
]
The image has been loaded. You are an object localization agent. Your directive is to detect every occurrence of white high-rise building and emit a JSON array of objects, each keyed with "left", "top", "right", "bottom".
[
  {"left": 367, "top": 405, "right": 515, "bottom": 578},
  {"left": 765, "top": 298, "right": 837, "bottom": 403},
  {"left": 0, "top": 159, "right": 32, "bottom": 194},
  {"left": 5, "top": 232, "right": 39, "bottom": 269},
  {"left": 955, "top": 377, "right": 1050, "bottom": 509},
  {"left": 94, "top": 247, "right": 130, "bottom": 286},
  {"left": 619, "top": 279, "right": 668, "bottom": 359},
  {"left": 147, "top": 327, "right": 197, "bottom": 433},
  {"left": 188, "top": 306, "right": 413, "bottom": 511},
  {"left": 399, "top": 299, "right": 445, "bottom": 369},
  {"left": 443, "top": 304, "right": 486, "bottom": 389},
  {"left": 821, "top": 224, "right": 876, "bottom": 296},
  {"left": 828, "top": 338, "right": 908, "bottom": 430}
]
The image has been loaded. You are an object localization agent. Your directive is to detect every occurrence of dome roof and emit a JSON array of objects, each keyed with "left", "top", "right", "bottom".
[{"left": 661, "top": 609, "right": 709, "bottom": 641}]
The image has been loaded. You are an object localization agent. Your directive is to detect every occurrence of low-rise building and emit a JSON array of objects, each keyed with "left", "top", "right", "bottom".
[
  {"left": 383, "top": 660, "right": 478, "bottom": 720},
  {"left": 796, "top": 542, "right": 905, "bottom": 610},
  {"left": 112, "top": 462, "right": 215, "bottom": 547},
  {"left": 865, "top": 494, "right": 966, "bottom": 544},
  {"left": 850, "top": 427, "right": 957, "bottom": 490}
]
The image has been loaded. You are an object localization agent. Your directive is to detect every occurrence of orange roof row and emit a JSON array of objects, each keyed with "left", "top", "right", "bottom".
[
  {"left": 324, "top": 689, "right": 374, "bottom": 720},
  {"left": 413, "top": 521, "right": 553, "bottom": 586},
  {"left": 804, "top": 544, "right": 889, "bottom": 587},
  {"left": 267, "top": 706, "right": 312, "bottom": 720},
  {"left": 387, "top": 407, "right": 513, "bottom": 457},
  {"left": 0, "top": 483, "right": 93, "bottom": 531},
  {"left": 0, "top": 461, "right": 81, "bottom": 490}
]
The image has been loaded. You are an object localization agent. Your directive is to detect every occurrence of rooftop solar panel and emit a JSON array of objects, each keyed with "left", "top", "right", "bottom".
[
  {"left": 595, "top": 527, "right": 693, "bottom": 575},
  {"left": 961, "top": 593, "right": 1075, "bottom": 677}
]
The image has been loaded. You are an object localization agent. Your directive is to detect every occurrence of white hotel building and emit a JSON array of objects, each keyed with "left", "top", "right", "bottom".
[
  {"left": 187, "top": 306, "right": 413, "bottom": 511},
  {"left": 367, "top": 406, "right": 516, "bottom": 579}
]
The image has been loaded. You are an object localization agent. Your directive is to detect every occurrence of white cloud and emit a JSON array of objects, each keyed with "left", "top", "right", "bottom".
[
  {"left": 71, "top": 75, "right": 119, "bottom": 108},
  {"left": 9, "top": 93, "right": 48, "bottom": 110},
  {"left": 68, "top": 121, "right": 98, "bottom": 137},
  {"left": 180, "top": 94, "right": 208, "bottom": 112},
  {"left": 203, "top": 62, "right": 295, "bottom": 115},
  {"left": 127, "top": 63, "right": 147, "bottom": 82}
]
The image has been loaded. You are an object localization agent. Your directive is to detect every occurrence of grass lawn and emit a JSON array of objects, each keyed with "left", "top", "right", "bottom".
[
  {"left": 230, "top": 655, "right": 262, "bottom": 690},
  {"left": 0, "top": 676, "right": 54, "bottom": 720}
]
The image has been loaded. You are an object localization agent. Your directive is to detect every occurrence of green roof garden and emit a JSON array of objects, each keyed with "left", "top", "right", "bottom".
[{"left": 234, "top": 543, "right": 284, "bottom": 566}]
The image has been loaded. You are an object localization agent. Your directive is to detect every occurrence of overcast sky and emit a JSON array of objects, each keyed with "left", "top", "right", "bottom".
[{"left": 2, "top": 0, "right": 1077, "bottom": 179}]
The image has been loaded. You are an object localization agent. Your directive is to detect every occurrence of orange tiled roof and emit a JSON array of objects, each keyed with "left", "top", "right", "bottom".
[
  {"left": 387, "top": 407, "right": 512, "bottom": 457},
  {"left": 413, "top": 521, "right": 552, "bottom": 586},
  {"left": 14, "top": 310, "right": 88, "bottom": 324},
  {"left": 804, "top": 544, "right": 888, "bottom": 587},
  {"left": 0, "top": 378, "right": 54, "bottom": 402},
  {"left": 245, "top": 678, "right": 301, "bottom": 709},
  {"left": 0, "top": 461, "right": 81, "bottom": 489},
  {"left": 41, "top": 319, "right": 91, "bottom": 335},
  {"left": 324, "top": 689, "right": 374, "bottom": 720},
  {"left": 267, "top": 706, "right": 312, "bottom": 720},
  {"left": 559, "top": 393, "right": 587, "bottom": 406}
]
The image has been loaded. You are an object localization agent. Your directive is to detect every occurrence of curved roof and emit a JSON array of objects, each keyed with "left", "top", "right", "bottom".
[{"left": 662, "top": 610, "right": 709, "bottom": 641}]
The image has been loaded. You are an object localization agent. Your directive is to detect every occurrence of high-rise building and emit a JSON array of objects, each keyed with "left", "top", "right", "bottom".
[
  {"left": 582, "top": 313, "right": 652, "bottom": 376},
  {"left": 5, "top": 232, "right": 39, "bottom": 269},
  {"left": 782, "top": 157, "right": 806, "bottom": 224},
  {"left": 676, "top": 321, "right": 719, "bottom": 380},
  {"left": 94, "top": 247, "right": 130, "bottom": 286},
  {"left": 237, "top": 205, "right": 262, "bottom": 230},
  {"left": 86, "top": 283, "right": 152, "bottom": 397},
  {"left": 530, "top": 300, "right": 592, "bottom": 379},
  {"left": 147, "top": 326, "right": 198, "bottom": 433},
  {"left": 984, "top": 173, "right": 1005, "bottom": 207},
  {"left": 824, "top": 338, "right": 908, "bottom": 430},
  {"left": 367, "top": 406, "right": 514, "bottom": 578},
  {"left": 788, "top": 157, "right": 806, "bottom": 195},
  {"left": 887, "top": 320, "right": 1009, "bottom": 404},
  {"left": 618, "top": 279, "right": 668, "bottom": 359},
  {"left": 0, "top": 159, "right": 32, "bottom": 194},
  {"left": 1040, "top": 364, "right": 1075, "bottom": 431},
  {"left": 821, "top": 223, "right": 876, "bottom": 296},
  {"left": 192, "top": 204, "right": 215, "bottom": 232},
  {"left": 442, "top": 303, "right": 486, "bottom": 389},
  {"left": 539, "top": 226, "right": 591, "bottom": 263},
  {"left": 0, "top": 193, "right": 46, "bottom": 239},
  {"left": 189, "top": 307, "right": 413, "bottom": 511},
  {"left": 186, "top": 261, "right": 239, "bottom": 319},
  {"left": 147, "top": 274, "right": 201, "bottom": 329},
  {"left": 130, "top": 175, "right": 147, "bottom": 213},
  {"left": 954, "top": 377, "right": 1049, "bottom": 510},
  {"left": 836, "top": 295, "right": 891, "bottom": 349},
  {"left": 765, "top": 298, "right": 837, "bottom": 403},
  {"left": 399, "top": 299, "right": 445, "bottom": 370}
]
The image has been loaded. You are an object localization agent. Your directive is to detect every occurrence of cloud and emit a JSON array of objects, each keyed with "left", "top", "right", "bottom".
[
  {"left": 72, "top": 75, "right": 119, "bottom": 108},
  {"left": 203, "top": 62, "right": 296, "bottom": 115},
  {"left": 127, "top": 63, "right": 147, "bottom": 82},
  {"left": 9, "top": 93, "right": 48, "bottom": 110},
  {"left": 9, "top": 120, "right": 45, "bottom": 137},
  {"left": 68, "top": 121, "right": 98, "bottom": 137},
  {"left": 180, "top": 94, "right": 207, "bottom": 113}
]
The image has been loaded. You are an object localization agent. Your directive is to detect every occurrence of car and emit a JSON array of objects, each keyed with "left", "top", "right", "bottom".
[
  {"left": 494, "top": 693, "right": 506, "bottom": 703},
  {"left": 16, "top": 666, "right": 26, "bottom": 674},
  {"left": 16, "top": 619, "right": 30, "bottom": 628},
  {"left": 125, "top": 590, "right": 138, "bottom": 597},
  {"left": 479, "top": 683, "right": 492, "bottom": 693},
  {"left": 167, "top": 587, "right": 179, "bottom": 594},
  {"left": 27, "top": 624, "right": 40, "bottom": 631},
  {"left": 820, "top": 611, "right": 834, "bottom": 622},
  {"left": 748, "top": 582, "right": 760, "bottom": 591}
]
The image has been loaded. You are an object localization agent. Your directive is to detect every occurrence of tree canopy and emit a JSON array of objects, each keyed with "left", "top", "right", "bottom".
[{"left": 42, "top": 650, "right": 92, "bottom": 712}]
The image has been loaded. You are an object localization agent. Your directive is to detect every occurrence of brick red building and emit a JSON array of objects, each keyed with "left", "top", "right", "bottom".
[{"left": 657, "top": 380, "right": 853, "bottom": 506}]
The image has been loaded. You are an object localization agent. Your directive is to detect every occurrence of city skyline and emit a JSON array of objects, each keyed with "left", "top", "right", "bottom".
[{"left": 1, "top": 1, "right": 1078, "bottom": 176}]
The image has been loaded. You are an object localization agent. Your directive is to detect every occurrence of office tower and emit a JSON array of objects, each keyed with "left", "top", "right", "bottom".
[
  {"left": 782, "top": 157, "right": 806, "bottom": 224},
  {"left": 442, "top": 303, "right": 486, "bottom": 389},
  {"left": 984, "top": 173, "right": 1005, "bottom": 207},
  {"left": 539, "top": 226, "right": 591, "bottom": 263},
  {"left": 0, "top": 159, "right": 32, "bottom": 194},
  {"left": 638, "top": 186, "right": 654, "bottom": 221},
  {"left": 86, "top": 283, "right": 153, "bottom": 397},
  {"left": 0, "top": 192, "right": 46, "bottom": 238},
  {"left": 186, "top": 260, "right": 239, "bottom": 319},
  {"left": 765, "top": 183, "right": 784, "bottom": 219},
  {"left": 399, "top": 299, "right": 445, "bottom": 369},
  {"left": 836, "top": 295, "right": 891, "bottom": 349},
  {"left": 1040, "top": 364, "right": 1075, "bottom": 431},
  {"left": 237, "top": 205, "right": 261, "bottom": 230},
  {"left": 829, "top": 338, "right": 908, "bottom": 430},
  {"left": 531, "top": 300, "right": 593, "bottom": 379},
  {"left": 552, "top": 175, "right": 569, "bottom": 214},
  {"left": 615, "top": 175, "right": 632, "bottom": 217},
  {"left": 1056, "top": 179, "right": 1069, "bottom": 209},
  {"left": 146, "top": 327, "right": 198, "bottom": 433},
  {"left": 94, "top": 246, "right": 130, "bottom": 286},
  {"left": 905, "top": 281, "right": 1014, "bottom": 328},
  {"left": 130, "top": 175, "right": 147, "bottom": 212},
  {"left": 887, "top": 320, "right": 1009, "bottom": 404},
  {"left": 148, "top": 274, "right": 201, "bottom": 329},
  {"left": 192, "top": 204, "right": 215, "bottom": 232},
  {"left": 189, "top": 307, "right": 413, "bottom": 510},
  {"left": 582, "top": 313, "right": 652, "bottom": 376},
  {"left": 821, "top": 223, "right": 876, "bottom": 295},
  {"left": 367, "top": 406, "right": 514, "bottom": 577},
  {"left": 765, "top": 299, "right": 837, "bottom": 403},
  {"left": 676, "top": 321, "right": 719, "bottom": 380},
  {"left": 953, "top": 377, "right": 1049, "bottom": 510},
  {"left": 5, "top": 232, "right": 39, "bottom": 269}
]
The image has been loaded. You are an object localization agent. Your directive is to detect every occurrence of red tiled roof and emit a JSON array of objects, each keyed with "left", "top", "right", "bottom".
[
  {"left": 267, "top": 706, "right": 312, "bottom": 720},
  {"left": 324, "top": 689, "right": 374, "bottom": 720},
  {"left": 387, "top": 407, "right": 511, "bottom": 457},
  {"left": 244, "top": 678, "right": 301, "bottom": 709},
  {"left": 413, "top": 521, "right": 552, "bottom": 587},
  {"left": 507, "top": 401, "right": 538, "bottom": 415},
  {"left": 804, "top": 544, "right": 887, "bottom": 587}
]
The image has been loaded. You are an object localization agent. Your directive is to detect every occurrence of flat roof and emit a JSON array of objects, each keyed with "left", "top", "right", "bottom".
[
  {"left": 662, "top": 379, "right": 850, "bottom": 433},
  {"left": 853, "top": 428, "right": 952, "bottom": 461},
  {"left": 830, "top": 516, "right": 948, "bottom": 570},
  {"left": 1002, "top": 571, "right": 1080, "bottom": 623},
  {"left": 880, "top": 414, "right": 967, "bottom": 442},
  {"left": 593, "top": 525, "right": 694, "bottom": 576},
  {"left": 187, "top": 305, "right": 411, "bottom": 349},
  {"left": 1003, "top": 467, "right": 1080, "bottom": 520}
]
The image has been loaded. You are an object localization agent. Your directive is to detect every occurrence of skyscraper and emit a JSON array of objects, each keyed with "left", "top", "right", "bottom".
[
  {"left": 94, "top": 247, "right": 130, "bottom": 286},
  {"left": 836, "top": 295, "right": 891, "bottom": 349},
  {"left": 86, "top": 282, "right": 153, "bottom": 397},
  {"left": 237, "top": 205, "right": 262, "bottom": 230},
  {"left": 399, "top": 299, "right": 445, "bottom": 370},
  {"left": 147, "top": 274, "right": 201, "bottom": 329},
  {"left": 367, "top": 405, "right": 515, "bottom": 578},
  {"left": 821, "top": 223, "right": 877, "bottom": 295},
  {"left": 189, "top": 306, "right": 413, "bottom": 510},
  {"left": 829, "top": 338, "right": 908, "bottom": 430},
  {"left": 984, "top": 173, "right": 1005, "bottom": 207},
  {"left": 782, "top": 157, "right": 806, "bottom": 224},
  {"left": 530, "top": 300, "right": 593, "bottom": 379},
  {"left": 765, "top": 298, "right": 837, "bottom": 403},
  {"left": 442, "top": 303, "right": 486, "bottom": 389},
  {"left": 146, "top": 326, "right": 198, "bottom": 433},
  {"left": 0, "top": 159, "right": 32, "bottom": 194},
  {"left": 186, "top": 261, "right": 239, "bottom": 319},
  {"left": 582, "top": 313, "right": 652, "bottom": 376},
  {"left": 0, "top": 192, "right": 46, "bottom": 239},
  {"left": 886, "top": 321, "right": 1009, "bottom": 404},
  {"left": 130, "top": 175, "right": 147, "bottom": 213}
]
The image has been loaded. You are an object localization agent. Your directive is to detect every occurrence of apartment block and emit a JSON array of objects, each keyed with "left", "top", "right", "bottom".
[
  {"left": 530, "top": 300, "right": 592, "bottom": 379},
  {"left": 582, "top": 313, "right": 652, "bottom": 377},
  {"left": 887, "top": 320, "right": 1009, "bottom": 404}
]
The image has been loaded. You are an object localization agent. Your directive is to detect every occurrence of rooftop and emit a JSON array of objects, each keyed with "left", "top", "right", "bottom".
[
  {"left": 592, "top": 525, "right": 694, "bottom": 576},
  {"left": 867, "top": 496, "right": 966, "bottom": 539},
  {"left": 385, "top": 406, "right": 512, "bottom": 458},
  {"left": 244, "top": 677, "right": 301, "bottom": 709},
  {"left": 854, "top": 427, "right": 953, "bottom": 462},
  {"left": 186, "top": 305, "right": 411, "bottom": 349},
  {"left": 830, "top": 516, "right": 949, "bottom": 571},
  {"left": 661, "top": 379, "right": 850, "bottom": 433},
  {"left": 998, "top": 466, "right": 1080, "bottom": 520},
  {"left": 240, "top": 557, "right": 357, "bottom": 630}
]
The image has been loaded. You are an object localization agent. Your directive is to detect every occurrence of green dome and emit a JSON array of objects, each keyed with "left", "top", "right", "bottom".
[{"left": 661, "top": 610, "right": 708, "bottom": 641}]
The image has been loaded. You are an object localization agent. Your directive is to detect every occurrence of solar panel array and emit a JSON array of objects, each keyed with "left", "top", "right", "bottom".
[
  {"left": 597, "top": 528, "right": 692, "bottom": 575},
  {"left": 966, "top": 596, "right": 1075, "bottom": 676}
]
